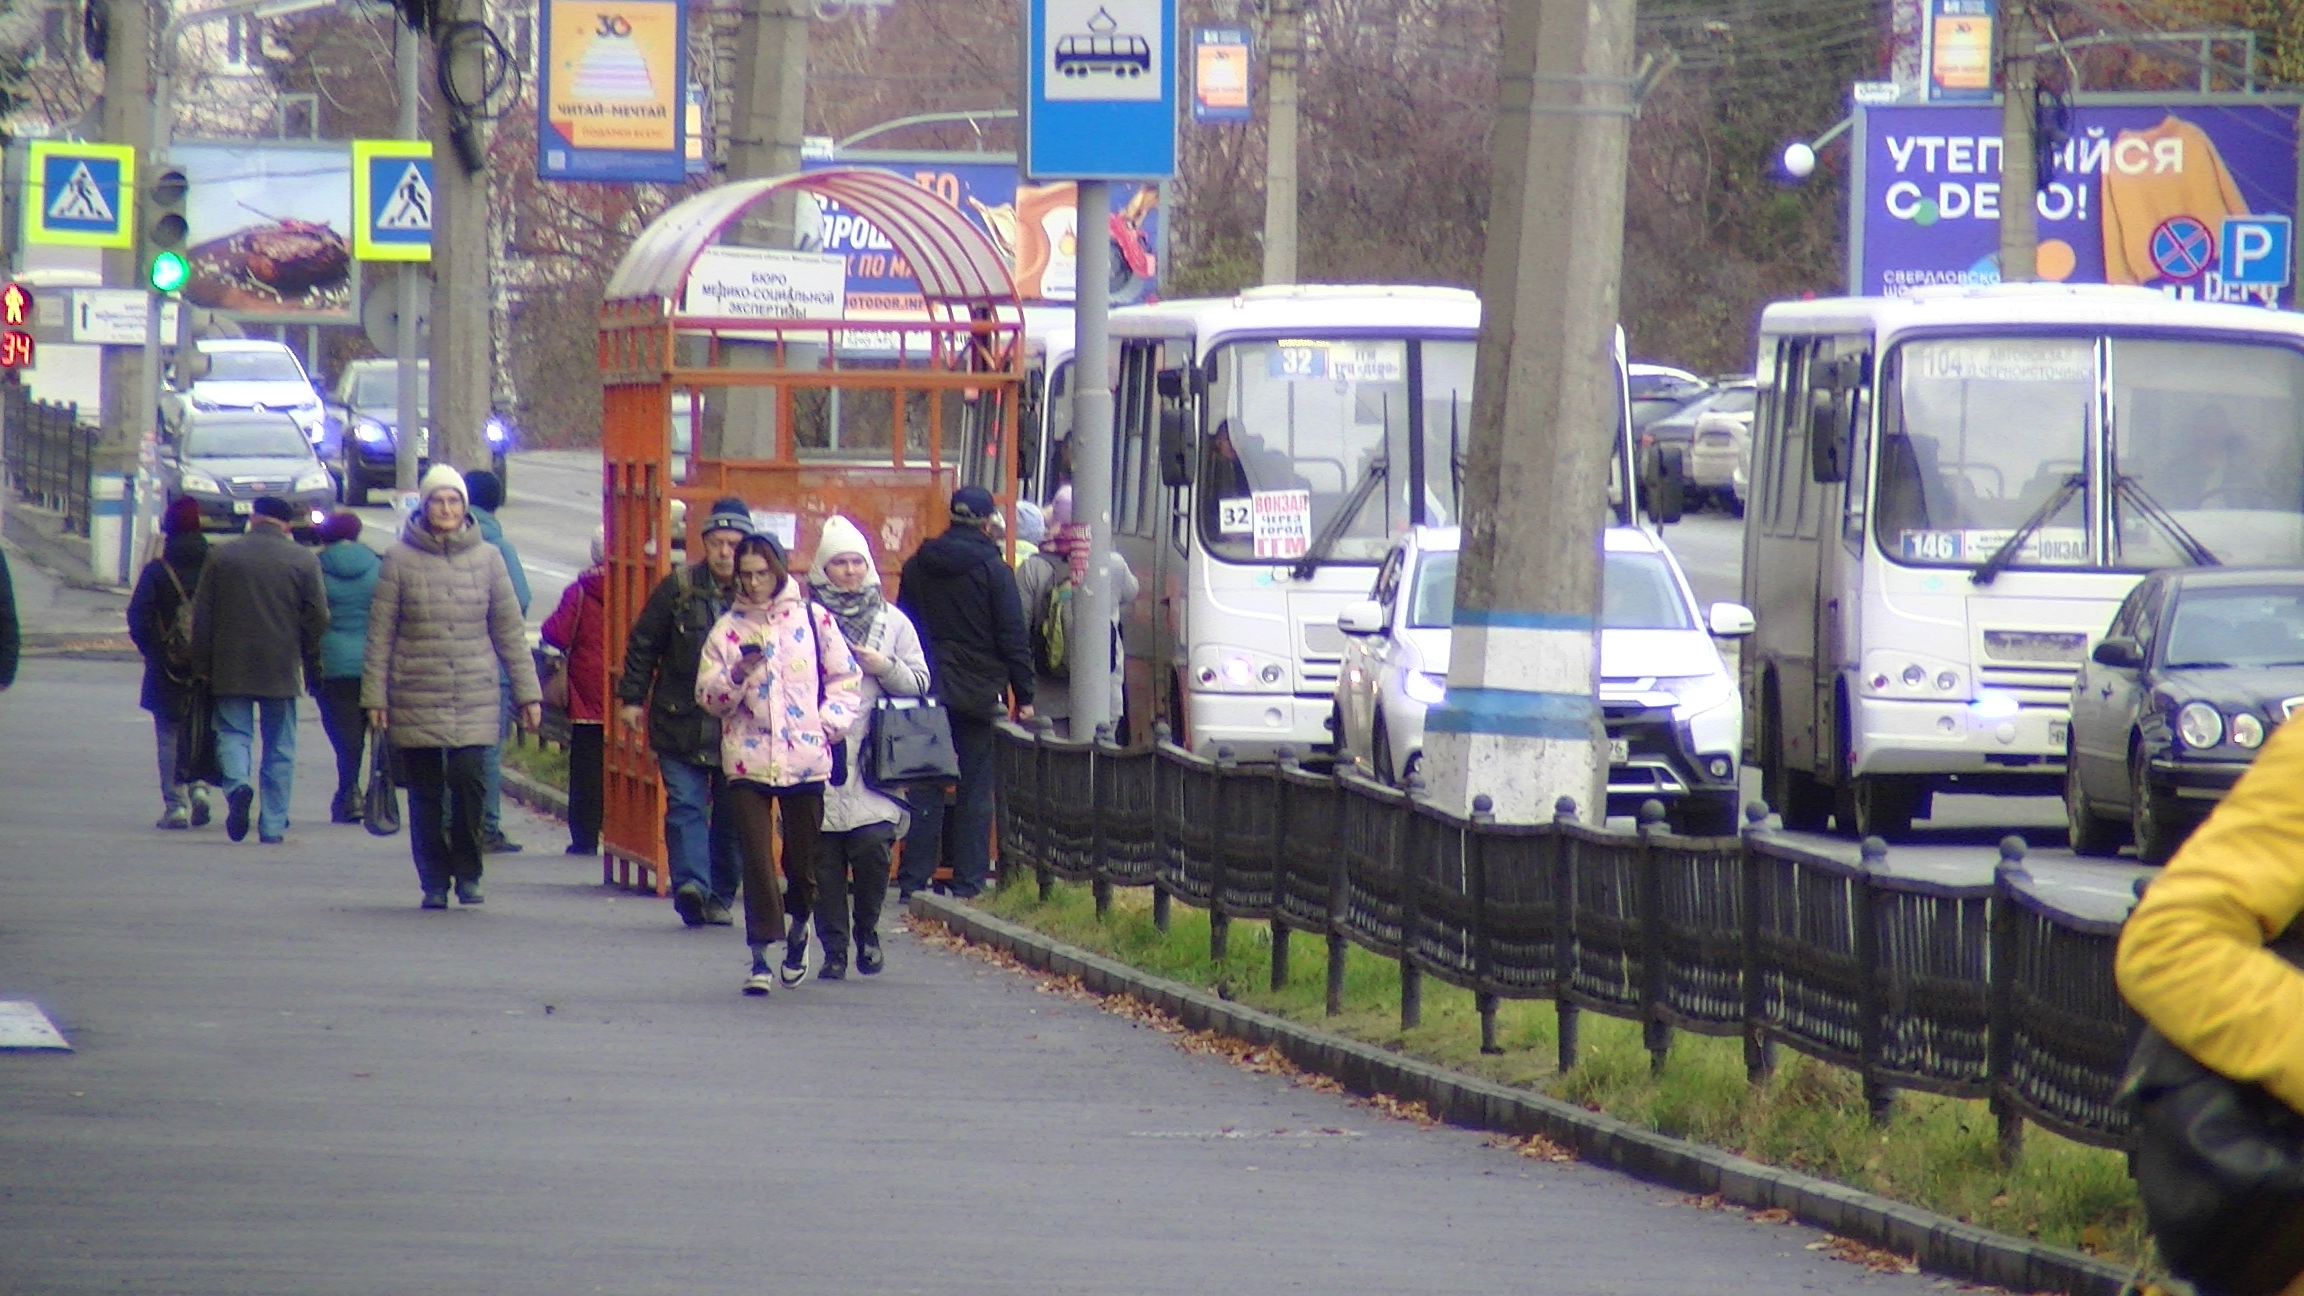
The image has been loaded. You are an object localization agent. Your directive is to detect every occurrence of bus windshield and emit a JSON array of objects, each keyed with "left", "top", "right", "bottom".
[
  {"left": 1200, "top": 337, "right": 1475, "bottom": 564},
  {"left": 1875, "top": 334, "right": 2304, "bottom": 571}
]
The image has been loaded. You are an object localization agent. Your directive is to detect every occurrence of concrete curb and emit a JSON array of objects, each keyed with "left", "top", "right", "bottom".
[
  {"left": 21, "top": 633, "right": 137, "bottom": 660},
  {"left": 914, "top": 893, "right": 2134, "bottom": 1296},
  {"left": 499, "top": 764, "right": 569, "bottom": 821}
]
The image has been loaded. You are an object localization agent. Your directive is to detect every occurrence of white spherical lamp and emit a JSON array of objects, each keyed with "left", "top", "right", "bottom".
[{"left": 1781, "top": 142, "right": 1818, "bottom": 180}]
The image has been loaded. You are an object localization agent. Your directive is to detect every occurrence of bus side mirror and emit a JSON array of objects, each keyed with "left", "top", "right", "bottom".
[
  {"left": 1159, "top": 409, "right": 1194, "bottom": 487},
  {"left": 1155, "top": 368, "right": 1186, "bottom": 401},
  {"left": 1809, "top": 391, "right": 1847, "bottom": 483}
]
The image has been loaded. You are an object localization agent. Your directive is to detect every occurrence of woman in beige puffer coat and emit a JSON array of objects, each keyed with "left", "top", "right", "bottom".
[{"left": 363, "top": 464, "right": 542, "bottom": 909}]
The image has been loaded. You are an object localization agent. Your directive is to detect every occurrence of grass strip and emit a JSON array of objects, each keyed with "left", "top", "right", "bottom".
[
  {"left": 502, "top": 738, "right": 569, "bottom": 791},
  {"left": 980, "top": 877, "right": 2145, "bottom": 1266}
]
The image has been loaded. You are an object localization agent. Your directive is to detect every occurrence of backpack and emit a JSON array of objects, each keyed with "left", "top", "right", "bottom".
[
  {"left": 1031, "top": 557, "right": 1076, "bottom": 682},
  {"left": 158, "top": 563, "right": 197, "bottom": 683}
]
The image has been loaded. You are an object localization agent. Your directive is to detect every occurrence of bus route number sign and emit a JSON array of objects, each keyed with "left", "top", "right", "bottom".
[{"left": 1217, "top": 496, "right": 1254, "bottom": 535}]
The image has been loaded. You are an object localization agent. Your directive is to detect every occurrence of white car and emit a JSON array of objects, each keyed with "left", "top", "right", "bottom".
[
  {"left": 1686, "top": 406, "right": 1753, "bottom": 516},
  {"left": 1331, "top": 525, "right": 1755, "bottom": 833},
  {"left": 166, "top": 339, "right": 326, "bottom": 445}
]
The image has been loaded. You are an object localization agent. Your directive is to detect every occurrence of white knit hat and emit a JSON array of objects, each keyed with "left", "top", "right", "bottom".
[
  {"left": 418, "top": 463, "right": 468, "bottom": 504},
  {"left": 807, "top": 515, "right": 879, "bottom": 587}
]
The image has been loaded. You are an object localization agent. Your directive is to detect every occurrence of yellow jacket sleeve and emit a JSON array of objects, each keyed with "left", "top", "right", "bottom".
[{"left": 2117, "top": 716, "right": 2304, "bottom": 1113}]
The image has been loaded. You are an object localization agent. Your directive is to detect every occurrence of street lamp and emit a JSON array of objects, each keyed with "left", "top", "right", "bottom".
[{"left": 1778, "top": 115, "right": 1853, "bottom": 184}]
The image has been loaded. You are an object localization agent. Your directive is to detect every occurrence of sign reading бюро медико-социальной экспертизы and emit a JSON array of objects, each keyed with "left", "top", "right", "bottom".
[{"left": 1852, "top": 100, "right": 2301, "bottom": 308}]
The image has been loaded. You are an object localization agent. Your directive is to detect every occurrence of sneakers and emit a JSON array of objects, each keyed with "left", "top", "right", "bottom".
[
  {"left": 819, "top": 958, "right": 848, "bottom": 981},
  {"left": 672, "top": 882, "right": 707, "bottom": 928},
  {"left": 856, "top": 936, "right": 885, "bottom": 976},
  {"left": 224, "top": 786, "right": 254, "bottom": 842},
  {"left": 421, "top": 890, "right": 450, "bottom": 909},
  {"left": 743, "top": 967, "right": 775, "bottom": 996},
  {"left": 189, "top": 789, "right": 212, "bottom": 828},
  {"left": 565, "top": 843, "right": 598, "bottom": 856},
  {"left": 454, "top": 879, "right": 484, "bottom": 905},
  {"left": 157, "top": 808, "right": 191, "bottom": 830},
  {"left": 701, "top": 898, "right": 734, "bottom": 926},
  {"left": 779, "top": 933, "right": 813, "bottom": 988},
  {"left": 482, "top": 831, "right": 523, "bottom": 855}
]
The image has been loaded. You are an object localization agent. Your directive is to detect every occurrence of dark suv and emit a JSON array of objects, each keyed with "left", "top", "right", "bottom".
[{"left": 323, "top": 359, "right": 511, "bottom": 505}]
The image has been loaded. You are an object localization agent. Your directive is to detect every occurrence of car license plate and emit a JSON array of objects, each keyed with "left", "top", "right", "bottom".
[
  {"left": 231, "top": 500, "right": 252, "bottom": 515},
  {"left": 1608, "top": 737, "right": 1629, "bottom": 764}
]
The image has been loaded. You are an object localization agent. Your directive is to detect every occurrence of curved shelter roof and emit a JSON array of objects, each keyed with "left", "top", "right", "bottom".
[{"left": 604, "top": 166, "right": 1018, "bottom": 310}]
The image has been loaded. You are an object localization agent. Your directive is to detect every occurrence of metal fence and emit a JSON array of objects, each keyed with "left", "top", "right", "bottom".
[
  {"left": 993, "top": 723, "right": 2140, "bottom": 1155},
  {"left": 2, "top": 385, "right": 98, "bottom": 537}
]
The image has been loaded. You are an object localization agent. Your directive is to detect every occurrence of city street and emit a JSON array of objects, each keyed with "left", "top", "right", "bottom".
[{"left": 0, "top": 657, "right": 1945, "bottom": 1294}]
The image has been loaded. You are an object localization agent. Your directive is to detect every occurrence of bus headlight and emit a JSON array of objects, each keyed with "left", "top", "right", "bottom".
[
  {"left": 2232, "top": 712, "right": 2267, "bottom": 749},
  {"left": 1969, "top": 689, "right": 2021, "bottom": 721},
  {"left": 2177, "top": 701, "right": 2225, "bottom": 750}
]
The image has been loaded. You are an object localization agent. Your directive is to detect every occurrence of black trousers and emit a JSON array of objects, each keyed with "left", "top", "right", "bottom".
[
  {"left": 315, "top": 677, "right": 367, "bottom": 806},
  {"left": 814, "top": 822, "right": 895, "bottom": 959},
  {"left": 402, "top": 745, "right": 488, "bottom": 892},
  {"left": 566, "top": 722, "right": 604, "bottom": 851}
]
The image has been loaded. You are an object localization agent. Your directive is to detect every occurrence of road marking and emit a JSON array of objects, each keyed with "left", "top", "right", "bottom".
[{"left": 0, "top": 1001, "right": 72, "bottom": 1050}]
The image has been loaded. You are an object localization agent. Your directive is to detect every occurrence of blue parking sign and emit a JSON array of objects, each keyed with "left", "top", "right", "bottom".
[{"left": 2220, "top": 215, "right": 2293, "bottom": 287}]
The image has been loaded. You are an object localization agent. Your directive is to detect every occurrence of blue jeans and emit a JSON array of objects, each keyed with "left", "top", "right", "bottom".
[
  {"left": 213, "top": 695, "right": 297, "bottom": 840},
  {"left": 659, "top": 756, "right": 742, "bottom": 904},
  {"left": 470, "top": 674, "right": 513, "bottom": 837},
  {"left": 899, "top": 714, "right": 997, "bottom": 897}
]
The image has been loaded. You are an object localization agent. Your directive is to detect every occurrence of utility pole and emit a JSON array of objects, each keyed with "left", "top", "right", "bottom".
[
  {"left": 393, "top": 16, "right": 424, "bottom": 496},
  {"left": 1259, "top": 0, "right": 1299, "bottom": 285},
  {"left": 1068, "top": 181, "right": 1115, "bottom": 731},
  {"left": 1997, "top": 0, "right": 2037, "bottom": 283},
  {"left": 429, "top": 0, "right": 490, "bottom": 476},
  {"left": 1422, "top": 0, "right": 1637, "bottom": 824},
  {"left": 717, "top": 0, "right": 808, "bottom": 459},
  {"left": 97, "top": 0, "right": 153, "bottom": 486}
]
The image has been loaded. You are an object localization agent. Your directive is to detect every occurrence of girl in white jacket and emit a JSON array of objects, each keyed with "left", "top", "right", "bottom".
[{"left": 809, "top": 515, "right": 933, "bottom": 977}]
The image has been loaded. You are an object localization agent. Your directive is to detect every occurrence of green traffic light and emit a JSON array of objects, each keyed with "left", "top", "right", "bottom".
[{"left": 149, "top": 250, "right": 190, "bottom": 294}]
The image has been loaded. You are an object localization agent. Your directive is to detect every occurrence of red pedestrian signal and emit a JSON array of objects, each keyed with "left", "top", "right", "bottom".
[
  {"left": 0, "top": 283, "right": 30, "bottom": 327},
  {"left": 0, "top": 330, "right": 36, "bottom": 367}
]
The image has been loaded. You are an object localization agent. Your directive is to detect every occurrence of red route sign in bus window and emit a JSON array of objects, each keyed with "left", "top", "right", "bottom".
[
  {"left": 0, "top": 330, "right": 36, "bottom": 367},
  {"left": 0, "top": 283, "right": 30, "bottom": 327}
]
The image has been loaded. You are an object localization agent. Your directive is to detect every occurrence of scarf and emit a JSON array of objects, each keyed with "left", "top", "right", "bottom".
[{"left": 813, "top": 581, "right": 883, "bottom": 647}]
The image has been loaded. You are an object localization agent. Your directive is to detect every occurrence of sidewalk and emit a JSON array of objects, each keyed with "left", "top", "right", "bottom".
[
  {"left": 3, "top": 500, "right": 133, "bottom": 655},
  {"left": 0, "top": 657, "right": 1947, "bottom": 1296}
]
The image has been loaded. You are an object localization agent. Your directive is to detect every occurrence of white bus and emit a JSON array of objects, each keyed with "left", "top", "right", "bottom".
[
  {"left": 1741, "top": 284, "right": 2304, "bottom": 837},
  {"left": 1018, "top": 284, "right": 1645, "bottom": 757}
]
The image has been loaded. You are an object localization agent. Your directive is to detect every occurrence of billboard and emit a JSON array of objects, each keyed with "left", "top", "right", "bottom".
[
  {"left": 537, "top": 0, "right": 688, "bottom": 182},
  {"left": 1191, "top": 26, "right": 1253, "bottom": 123},
  {"left": 799, "top": 160, "right": 1162, "bottom": 315},
  {"left": 1853, "top": 102, "right": 2303, "bottom": 309},
  {"left": 171, "top": 141, "right": 355, "bottom": 323}
]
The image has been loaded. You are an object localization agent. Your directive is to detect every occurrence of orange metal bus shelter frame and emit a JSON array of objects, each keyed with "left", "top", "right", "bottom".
[{"left": 597, "top": 167, "right": 1025, "bottom": 894}]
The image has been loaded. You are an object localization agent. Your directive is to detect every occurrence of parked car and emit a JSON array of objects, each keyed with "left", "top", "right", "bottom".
[
  {"left": 323, "top": 358, "right": 512, "bottom": 505},
  {"left": 1331, "top": 525, "right": 1754, "bottom": 833},
  {"left": 161, "top": 408, "right": 335, "bottom": 532},
  {"left": 1629, "top": 363, "right": 1710, "bottom": 433},
  {"left": 1685, "top": 402, "right": 1755, "bottom": 515},
  {"left": 1643, "top": 379, "right": 1753, "bottom": 486},
  {"left": 161, "top": 339, "right": 326, "bottom": 445},
  {"left": 2065, "top": 568, "right": 2304, "bottom": 862}
]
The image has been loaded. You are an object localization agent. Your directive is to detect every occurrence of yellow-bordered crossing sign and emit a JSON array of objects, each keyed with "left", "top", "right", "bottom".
[
  {"left": 27, "top": 142, "right": 135, "bottom": 248},
  {"left": 352, "top": 140, "right": 434, "bottom": 262}
]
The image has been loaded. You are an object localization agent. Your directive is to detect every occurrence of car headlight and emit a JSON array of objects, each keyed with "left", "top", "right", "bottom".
[
  {"left": 178, "top": 468, "right": 220, "bottom": 494},
  {"left": 1192, "top": 648, "right": 1288, "bottom": 693},
  {"left": 2232, "top": 712, "right": 2267, "bottom": 749},
  {"left": 294, "top": 468, "right": 332, "bottom": 492},
  {"left": 1656, "top": 672, "right": 1736, "bottom": 716},
  {"left": 1402, "top": 672, "right": 1448, "bottom": 706},
  {"left": 2177, "top": 701, "right": 2225, "bottom": 750},
  {"left": 484, "top": 414, "right": 511, "bottom": 446},
  {"left": 354, "top": 418, "right": 390, "bottom": 445}
]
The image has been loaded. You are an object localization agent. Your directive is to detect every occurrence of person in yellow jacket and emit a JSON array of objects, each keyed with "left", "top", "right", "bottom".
[{"left": 2117, "top": 715, "right": 2304, "bottom": 1295}]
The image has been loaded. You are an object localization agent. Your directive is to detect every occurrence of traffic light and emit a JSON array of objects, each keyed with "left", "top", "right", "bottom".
[{"left": 145, "top": 166, "right": 190, "bottom": 294}]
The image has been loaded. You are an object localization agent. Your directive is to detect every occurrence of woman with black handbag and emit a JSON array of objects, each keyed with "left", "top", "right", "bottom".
[
  {"left": 807, "top": 515, "right": 932, "bottom": 979},
  {"left": 2119, "top": 718, "right": 2304, "bottom": 1296}
]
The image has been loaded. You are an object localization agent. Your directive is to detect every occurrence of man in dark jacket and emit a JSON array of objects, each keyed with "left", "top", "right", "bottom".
[
  {"left": 190, "top": 496, "right": 329, "bottom": 844},
  {"left": 128, "top": 496, "right": 212, "bottom": 828},
  {"left": 895, "top": 485, "right": 1034, "bottom": 899},
  {"left": 616, "top": 496, "right": 749, "bottom": 927}
]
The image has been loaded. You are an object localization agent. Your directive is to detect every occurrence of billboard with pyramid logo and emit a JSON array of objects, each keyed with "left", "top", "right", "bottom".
[{"left": 537, "top": 0, "right": 688, "bottom": 183}]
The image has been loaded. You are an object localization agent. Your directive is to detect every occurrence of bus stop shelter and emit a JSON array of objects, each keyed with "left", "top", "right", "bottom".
[{"left": 597, "top": 167, "right": 1025, "bottom": 894}]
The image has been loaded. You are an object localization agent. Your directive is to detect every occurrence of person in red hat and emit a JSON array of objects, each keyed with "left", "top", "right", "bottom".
[{"left": 126, "top": 495, "right": 214, "bottom": 828}]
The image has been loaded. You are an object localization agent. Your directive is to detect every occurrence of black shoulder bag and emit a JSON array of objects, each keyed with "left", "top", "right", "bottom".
[{"left": 2122, "top": 926, "right": 2304, "bottom": 1296}]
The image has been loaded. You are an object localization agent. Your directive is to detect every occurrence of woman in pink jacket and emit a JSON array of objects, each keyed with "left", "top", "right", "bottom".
[{"left": 696, "top": 534, "right": 862, "bottom": 996}]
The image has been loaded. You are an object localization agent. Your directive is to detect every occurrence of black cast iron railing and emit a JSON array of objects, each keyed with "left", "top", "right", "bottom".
[
  {"left": 3, "top": 385, "right": 98, "bottom": 537},
  {"left": 990, "top": 722, "right": 2142, "bottom": 1155}
]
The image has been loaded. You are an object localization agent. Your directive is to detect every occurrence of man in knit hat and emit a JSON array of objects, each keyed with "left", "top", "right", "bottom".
[
  {"left": 616, "top": 495, "right": 752, "bottom": 926},
  {"left": 190, "top": 495, "right": 329, "bottom": 843}
]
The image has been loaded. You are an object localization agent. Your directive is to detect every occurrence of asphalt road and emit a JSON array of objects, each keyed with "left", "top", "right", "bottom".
[
  {"left": 0, "top": 657, "right": 1947, "bottom": 1295},
  {"left": 339, "top": 449, "right": 603, "bottom": 631}
]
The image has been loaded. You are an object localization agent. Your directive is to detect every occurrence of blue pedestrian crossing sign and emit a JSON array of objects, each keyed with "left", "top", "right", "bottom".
[
  {"left": 26, "top": 141, "right": 134, "bottom": 248},
  {"left": 2221, "top": 216, "right": 2293, "bottom": 288},
  {"left": 352, "top": 140, "right": 434, "bottom": 262}
]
